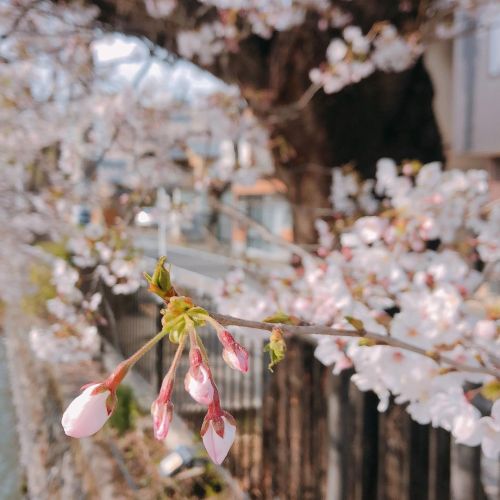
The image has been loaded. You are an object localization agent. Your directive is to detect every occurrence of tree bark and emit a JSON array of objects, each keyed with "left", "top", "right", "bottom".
[{"left": 86, "top": 0, "right": 443, "bottom": 243}]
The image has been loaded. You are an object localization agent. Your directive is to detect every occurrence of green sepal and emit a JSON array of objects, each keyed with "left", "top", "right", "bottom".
[
  {"left": 168, "top": 323, "right": 186, "bottom": 344},
  {"left": 187, "top": 306, "right": 209, "bottom": 326},
  {"left": 160, "top": 298, "right": 208, "bottom": 343},
  {"left": 160, "top": 314, "right": 187, "bottom": 344}
]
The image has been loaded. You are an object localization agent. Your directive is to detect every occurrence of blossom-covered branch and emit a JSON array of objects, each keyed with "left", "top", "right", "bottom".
[{"left": 214, "top": 160, "right": 500, "bottom": 458}]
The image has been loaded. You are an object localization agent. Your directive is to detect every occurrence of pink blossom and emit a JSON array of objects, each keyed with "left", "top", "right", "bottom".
[
  {"left": 474, "top": 320, "right": 497, "bottom": 341},
  {"left": 151, "top": 399, "right": 174, "bottom": 440},
  {"left": 332, "top": 353, "right": 353, "bottom": 375},
  {"left": 353, "top": 216, "right": 387, "bottom": 244},
  {"left": 201, "top": 413, "right": 236, "bottom": 464},
  {"left": 61, "top": 383, "right": 113, "bottom": 438},
  {"left": 184, "top": 363, "right": 214, "bottom": 405}
]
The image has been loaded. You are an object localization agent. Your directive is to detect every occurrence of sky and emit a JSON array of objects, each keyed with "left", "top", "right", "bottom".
[{"left": 92, "top": 34, "right": 227, "bottom": 101}]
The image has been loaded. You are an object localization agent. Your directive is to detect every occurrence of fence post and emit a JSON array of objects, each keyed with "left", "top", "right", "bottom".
[
  {"left": 326, "top": 372, "right": 343, "bottom": 500},
  {"left": 377, "top": 403, "right": 411, "bottom": 500},
  {"left": 428, "top": 427, "right": 450, "bottom": 500},
  {"left": 339, "top": 377, "right": 379, "bottom": 500},
  {"left": 450, "top": 444, "right": 486, "bottom": 500},
  {"left": 409, "top": 420, "right": 430, "bottom": 500},
  {"left": 261, "top": 337, "right": 329, "bottom": 499}
]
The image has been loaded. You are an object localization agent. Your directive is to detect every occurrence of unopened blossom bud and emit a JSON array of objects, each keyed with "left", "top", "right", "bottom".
[
  {"left": 151, "top": 399, "right": 174, "bottom": 440},
  {"left": 144, "top": 256, "right": 173, "bottom": 299},
  {"left": 184, "top": 348, "right": 214, "bottom": 405},
  {"left": 151, "top": 375, "right": 175, "bottom": 440},
  {"left": 61, "top": 383, "right": 114, "bottom": 438},
  {"left": 201, "top": 408, "right": 236, "bottom": 464},
  {"left": 219, "top": 330, "right": 249, "bottom": 373},
  {"left": 62, "top": 359, "right": 129, "bottom": 439}
]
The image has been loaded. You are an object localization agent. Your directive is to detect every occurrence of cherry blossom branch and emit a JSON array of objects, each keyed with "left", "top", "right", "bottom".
[
  {"left": 267, "top": 82, "right": 323, "bottom": 123},
  {"left": 208, "top": 312, "right": 500, "bottom": 378}
]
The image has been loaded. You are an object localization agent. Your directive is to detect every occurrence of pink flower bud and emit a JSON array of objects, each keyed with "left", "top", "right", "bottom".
[
  {"left": 184, "top": 364, "right": 214, "bottom": 405},
  {"left": 222, "top": 344, "right": 249, "bottom": 373},
  {"left": 201, "top": 412, "right": 236, "bottom": 464},
  {"left": 151, "top": 399, "right": 174, "bottom": 440},
  {"left": 61, "top": 383, "right": 113, "bottom": 438},
  {"left": 218, "top": 331, "right": 249, "bottom": 373}
]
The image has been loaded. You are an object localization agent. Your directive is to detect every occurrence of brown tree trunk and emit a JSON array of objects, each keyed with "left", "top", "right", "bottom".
[
  {"left": 88, "top": 0, "right": 443, "bottom": 244},
  {"left": 272, "top": 57, "right": 443, "bottom": 243}
]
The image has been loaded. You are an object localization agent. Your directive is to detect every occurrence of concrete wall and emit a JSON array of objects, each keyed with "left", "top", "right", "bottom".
[
  {"left": 425, "top": 7, "right": 500, "bottom": 197},
  {"left": 452, "top": 6, "right": 500, "bottom": 157}
]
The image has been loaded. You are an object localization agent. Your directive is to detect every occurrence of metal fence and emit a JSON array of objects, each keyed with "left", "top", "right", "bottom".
[{"left": 98, "top": 288, "right": 499, "bottom": 500}]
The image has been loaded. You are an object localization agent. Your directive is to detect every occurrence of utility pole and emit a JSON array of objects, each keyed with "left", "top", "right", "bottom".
[{"left": 156, "top": 186, "right": 170, "bottom": 258}]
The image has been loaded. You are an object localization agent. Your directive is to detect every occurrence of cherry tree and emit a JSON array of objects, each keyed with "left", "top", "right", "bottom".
[
  {"left": 80, "top": 0, "right": 475, "bottom": 241},
  {"left": 1, "top": 0, "right": 500, "bottom": 466}
]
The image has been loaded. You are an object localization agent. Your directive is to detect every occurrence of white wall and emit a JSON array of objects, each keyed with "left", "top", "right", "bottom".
[{"left": 452, "top": 6, "right": 500, "bottom": 156}]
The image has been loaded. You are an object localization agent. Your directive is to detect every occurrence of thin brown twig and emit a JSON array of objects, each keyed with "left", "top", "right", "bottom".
[{"left": 208, "top": 312, "right": 500, "bottom": 378}]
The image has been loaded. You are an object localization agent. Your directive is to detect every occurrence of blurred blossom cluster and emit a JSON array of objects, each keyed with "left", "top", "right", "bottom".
[
  {"left": 28, "top": 224, "right": 142, "bottom": 363},
  {"left": 0, "top": 0, "right": 273, "bottom": 368},
  {"left": 169, "top": 0, "right": 467, "bottom": 94},
  {"left": 309, "top": 24, "right": 422, "bottom": 94},
  {"left": 176, "top": 0, "right": 350, "bottom": 42},
  {"left": 30, "top": 258, "right": 102, "bottom": 363},
  {"left": 216, "top": 160, "right": 500, "bottom": 458},
  {"left": 0, "top": 1, "right": 272, "bottom": 201},
  {"left": 68, "top": 224, "right": 142, "bottom": 295}
]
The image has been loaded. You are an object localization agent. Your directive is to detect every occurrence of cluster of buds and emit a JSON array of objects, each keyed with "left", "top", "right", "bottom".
[{"left": 61, "top": 258, "right": 249, "bottom": 465}]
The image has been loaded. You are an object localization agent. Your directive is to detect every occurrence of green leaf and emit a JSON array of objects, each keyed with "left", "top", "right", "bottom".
[
  {"left": 358, "top": 338, "right": 376, "bottom": 347},
  {"left": 345, "top": 316, "right": 365, "bottom": 333},
  {"left": 262, "top": 311, "right": 300, "bottom": 325},
  {"left": 481, "top": 380, "right": 500, "bottom": 401}
]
